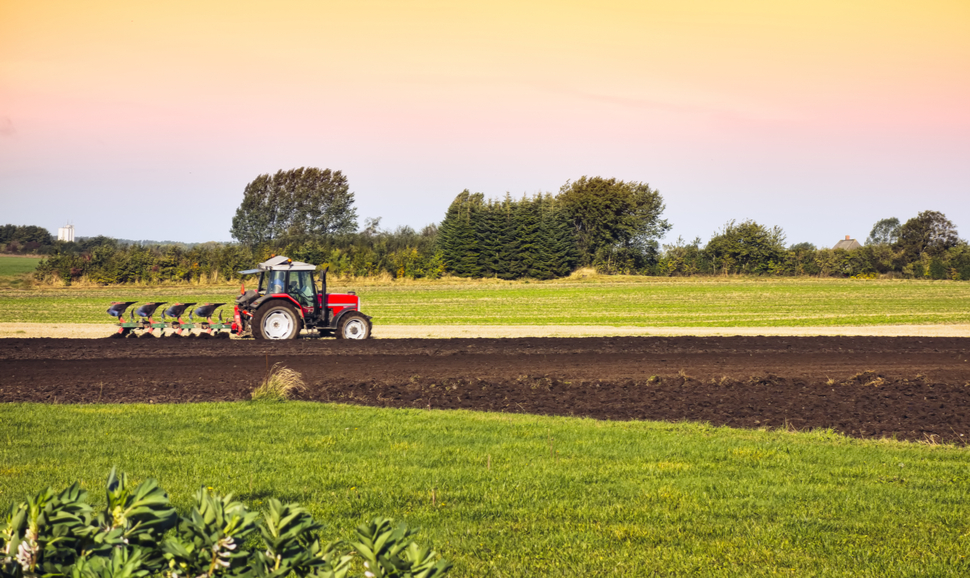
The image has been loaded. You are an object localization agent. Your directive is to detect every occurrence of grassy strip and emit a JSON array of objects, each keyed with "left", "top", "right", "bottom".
[
  {"left": 0, "top": 286, "right": 237, "bottom": 325},
  {"left": 1, "top": 403, "right": 968, "bottom": 576},
  {"left": 0, "top": 256, "right": 42, "bottom": 277},
  {"left": 1, "top": 277, "right": 970, "bottom": 326}
]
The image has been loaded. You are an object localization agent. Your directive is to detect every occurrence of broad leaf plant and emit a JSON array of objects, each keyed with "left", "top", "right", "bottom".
[{"left": 0, "top": 469, "right": 450, "bottom": 578}]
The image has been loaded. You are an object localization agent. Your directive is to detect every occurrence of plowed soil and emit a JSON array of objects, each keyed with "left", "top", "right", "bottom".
[{"left": 2, "top": 336, "right": 969, "bottom": 443}]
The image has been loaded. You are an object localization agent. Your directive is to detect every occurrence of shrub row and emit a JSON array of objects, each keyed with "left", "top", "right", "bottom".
[
  {"left": 33, "top": 230, "right": 445, "bottom": 285},
  {"left": 33, "top": 238, "right": 970, "bottom": 284},
  {"left": 27, "top": 214, "right": 970, "bottom": 284},
  {"left": 658, "top": 240, "right": 970, "bottom": 280}
]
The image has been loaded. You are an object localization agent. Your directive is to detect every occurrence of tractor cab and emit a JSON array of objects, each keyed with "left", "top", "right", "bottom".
[{"left": 258, "top": 268, "right": 317, "bottom": 310}]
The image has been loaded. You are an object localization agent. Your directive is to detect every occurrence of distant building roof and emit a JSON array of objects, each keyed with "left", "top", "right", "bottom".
[{"left": 833, "top": 235, "right": 862, "bottom": 250}]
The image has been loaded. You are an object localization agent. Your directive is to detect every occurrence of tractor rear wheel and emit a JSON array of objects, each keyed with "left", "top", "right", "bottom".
[
  {"left": 254, "top": 302, "right": 301, "bottom": 340},
  {"left": 336, "top": 312, "right": 371, "bottom": 340}
]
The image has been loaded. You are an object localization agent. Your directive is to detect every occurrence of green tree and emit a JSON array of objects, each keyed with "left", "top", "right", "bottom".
[
  {"left": 865, "top": 217, "right": 901, "bottom": 246},
  {"left": 508, "top": 196, "right": 544, "bottom": 278},
  {"left": 557, "top": 176, "right": 670, "bottom": 266},
  {"left": 705, "top": 220, "right": 786, "bottom": 275},
  {"left": 895, "top": 210, "right": 959, "bottom": 258},
  {"left": 230, "top": 167, "right": 358, "bottom": 248},
  {"left": 538, "top": 195, "right": 579, "bottom": 278},
  {"left": 0, "top": 224, "right": 55, "bottom": 253},
  {"left": 476, "top": 199, "right": 508, "bottom": 277},
  {"left": 948, "top": 244, "right": 970, "bottom": 280},
  {"left": 494, "top": 196, "right": 520, "bottom": 279},
  {"left": 437, "top": 190, "right": 484, "bottom": 277},
  {"left": 660, "top": 236, "right": 705, "bottom": 276}
]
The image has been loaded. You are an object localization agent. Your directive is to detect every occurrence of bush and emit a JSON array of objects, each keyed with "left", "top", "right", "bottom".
[
  {"left": 0, "top": 470, "right": 451, "bottom": 578},
  {"left": 251, "top": 364, "right": 306, "bottom": 401},
  {"left": 704, "top": 220, "right": 786, "bottom": 275}
]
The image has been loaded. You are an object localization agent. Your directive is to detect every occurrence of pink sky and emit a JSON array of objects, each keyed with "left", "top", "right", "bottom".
[{"left": 1, "top": 0, "right": 968, "bottom": 245}]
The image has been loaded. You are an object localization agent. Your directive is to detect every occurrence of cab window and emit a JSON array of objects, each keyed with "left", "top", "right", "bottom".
[
  {"left": 263, "top": 271, "right": 287, "bottom": 294},
  {"left": 289, "top": 271, "right": 316, "bottom": 306}
]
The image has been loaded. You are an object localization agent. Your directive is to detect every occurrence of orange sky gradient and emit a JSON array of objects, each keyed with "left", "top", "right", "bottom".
[{"left": 1, "top": 0, "right": 968, "bottom": 244}]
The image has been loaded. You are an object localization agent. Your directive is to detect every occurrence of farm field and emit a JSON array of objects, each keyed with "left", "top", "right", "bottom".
[
  {"left": 3, "top": 335, "right": 969, "bottom": 442},
  {"left": 2, "top": 277, "right": 970, "bottom": 327},
  {"left": 4, "top": 280, "right": 970, "bottom": 575},
  {"left": 0, "top": 255, "right": 42, "bottom": 276},
  {"left": 2, "top": 398, "right": 969, "bottom": 576}
]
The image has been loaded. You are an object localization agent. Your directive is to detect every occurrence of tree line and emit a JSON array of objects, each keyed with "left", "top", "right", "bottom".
[
  {"left": 25, "top": 166, "right": 970, "bottom": 284},
  {"left": 434, "top": 174, "right": 669, "bottom": 280},
  {"left": 31, "top": 228, "right": 445, "bottom": 285},
  {"left": 659, "top": 212, "right": 970, "bottom": 280},
  {"left": 0, "top": 224, "right": 55, "bottom": 254}
]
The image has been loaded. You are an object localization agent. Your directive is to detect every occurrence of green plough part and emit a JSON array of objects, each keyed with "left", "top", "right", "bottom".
[{"left": 109, "top": 302, "right": 232, "bottom": 338}]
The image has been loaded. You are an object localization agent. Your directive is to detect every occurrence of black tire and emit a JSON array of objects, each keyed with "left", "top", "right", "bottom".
[
  {"left": 336, "top": 312, "right": 371, "bottom": 340},
  {"left": 253, "top": 302, "right": 301, "bottom": 340}
]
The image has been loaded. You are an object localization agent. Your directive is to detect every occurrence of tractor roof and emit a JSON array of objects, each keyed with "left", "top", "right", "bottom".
[{"left": 238, "top": 255, "right": 317, "bottom": 275}]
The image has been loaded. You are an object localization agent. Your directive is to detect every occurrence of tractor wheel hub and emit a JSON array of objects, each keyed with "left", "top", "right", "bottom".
[{"left": 263, "top": 311, "right": 295, "bottom": 339}]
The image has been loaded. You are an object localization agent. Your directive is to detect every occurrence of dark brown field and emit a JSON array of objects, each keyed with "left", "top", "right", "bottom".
[{"left": 2, "top": 336, "right": 969, "bottom": 443}]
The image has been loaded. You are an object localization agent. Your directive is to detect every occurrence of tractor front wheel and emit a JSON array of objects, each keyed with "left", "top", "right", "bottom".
[
  {"left": 336, "top": 312, "right": 371, "bottom": 340},
  {"left": 254, "top": 303, "right": 301, "bottom": 340}
]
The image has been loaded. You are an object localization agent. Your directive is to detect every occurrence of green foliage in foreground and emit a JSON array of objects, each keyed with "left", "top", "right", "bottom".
[
  {"left": 0, "top": 468, "right": 449, "bottom": 578},
  {"left": 2, "top": 277, "right": 970, "bottom": 327},
  {"left": 0, "top": 257, "right": 42, "bottom": 278},
  {"left": 2, "top": 403, "right": 970, "bottom": 576}
]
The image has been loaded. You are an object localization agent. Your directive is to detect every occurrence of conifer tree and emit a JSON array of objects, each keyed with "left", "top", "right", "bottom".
[
  {"left": 476, "top": 201, "right": 505, "bottom": 277},
  {"left": 437, "top": 189, "right": 579, "bottom": 280},
  {"left": 535, "top": 195, "right": 576, "bottom": 279},
  {"left": 494, "top": 195, "right": 518, "bottom": 279},
  {"left": 513, "top": 196, "right": 545, "bottom": 278},
  {"left": 437, "top": 190, "right": 484, "bottom": 276}
]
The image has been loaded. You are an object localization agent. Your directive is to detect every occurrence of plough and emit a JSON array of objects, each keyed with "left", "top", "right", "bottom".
[{"left": 107, "top": 301, "right": 233, "bottom": 338}]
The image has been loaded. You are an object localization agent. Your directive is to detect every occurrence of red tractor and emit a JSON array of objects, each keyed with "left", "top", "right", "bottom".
[{"left": 232, "top": 255, "right": 372, "bottom": 340}]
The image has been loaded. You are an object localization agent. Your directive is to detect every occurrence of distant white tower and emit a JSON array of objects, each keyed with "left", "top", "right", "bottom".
[{"left": 57, "top": 224, "right": 75, "bottom": 242}]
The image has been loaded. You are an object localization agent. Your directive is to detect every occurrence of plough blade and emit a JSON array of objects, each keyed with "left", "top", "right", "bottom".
[
  {"left": 135, "top": 302, "right": 166, "bottom": 320},
  {"left": 192, "top": 303, "right": 225, "bottom": 319},
  {"left": 163, "top": 303, "right": 196, "bottom": 335},
  {"left": 192, "top": 303, "right": 231, "bottom": 337},
  {"left": 163, "top": 302, "right": 196, "bottom": 320},
  {"left": 133, "top": 302, "right": 166, "bottom": 336},
  {"left": 107, "top": 301, "right": 138, "bottom": 335}
]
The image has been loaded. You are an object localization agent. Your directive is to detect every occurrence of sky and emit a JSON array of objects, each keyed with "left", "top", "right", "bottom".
[{"left": 1, "top": 0, "right": 968, "bottom": 247}]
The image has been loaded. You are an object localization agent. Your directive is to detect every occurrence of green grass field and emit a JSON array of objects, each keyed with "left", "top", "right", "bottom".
[
  {"left": 1, "top": 403, "right": 968, "bottom": 576},
  {"left": 0, "top": 255, "right": 42, "bottom": 277},
  {"left": 2, "top": 277, "right": 969, "bottom": 326}
]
